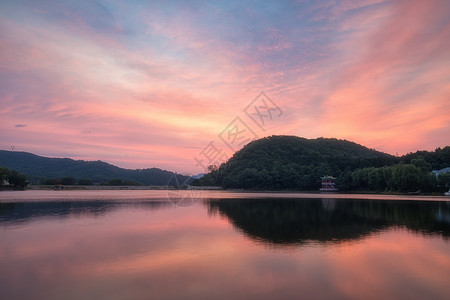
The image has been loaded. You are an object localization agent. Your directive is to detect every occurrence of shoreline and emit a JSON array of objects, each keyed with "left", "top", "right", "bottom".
[
  {"left": 25, "top": 185, "right": 174, "bottom": 190},
  {"left": 1, "top": 189, "right": 449, "bottom": 203},
  {"left": 2, "top": 185, "right": 448, "bottom": 197}
]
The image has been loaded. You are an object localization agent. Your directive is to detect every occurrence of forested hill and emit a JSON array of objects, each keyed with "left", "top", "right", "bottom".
[
  {"left": 0, "top": 150, "right": 189, "bottom": 185},
  {"left": 196, "top": 136, "right": 396, "bottom": 189},
  {"left": 195, "top": 135, "right": 450, "bottom": 191}
]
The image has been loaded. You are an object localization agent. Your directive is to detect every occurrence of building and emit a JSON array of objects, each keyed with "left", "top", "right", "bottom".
[
  {"left": 320, "top": 176, "right": 338, "bottom": 192},
  {"left": 432, "top": 167, "right": 450, "bottom": 177}
]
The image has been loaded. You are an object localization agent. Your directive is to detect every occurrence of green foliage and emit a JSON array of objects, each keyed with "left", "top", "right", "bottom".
[
  {"left": 340, "top": 163, "right": 438, "bottom": 192},
  {"left": 60, "top": 177, "right": 76, "bottom": 185},
  {"left": 438, "top": 172, "right": 450, "bottom": 187},
  {"left": 410, "top": 157, "right": 431, "bottom": 172},
  {"left": 402, "top": 146, "right": 450, "bottom": 170},
  {"left": 43, "top": 179, "right": 57, "bottom": 185},
  {"left": 0, "top": 166, "right": 11, "bottom": 181},
  {"left": 123, "top": 180, "right": 140, "bottom": 186},
  {"left": 7, "top": 169, "right": 27, "bottom": 189},
  {"left": 78, "top": 179, "right": 92, "bottom": 185},
  {"left": 108, "top": 178, "right": 123, "bottom": 186},
  {"left": 105, "top": 178, "right": 140, "bottom": 186},
  {"left": 392, "top": 164, "right": 421, "bottom": 191}
]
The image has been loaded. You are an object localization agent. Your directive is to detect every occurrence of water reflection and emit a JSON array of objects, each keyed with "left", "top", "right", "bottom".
[
  {"left": 207, "top": 198, "right": 450, "bottom": 244},
  {"left": 0, "top": 200, "right": 171, "bottom": 225},
  {"left": 1, "top": 195, "right": 450, "bottom": 300}
]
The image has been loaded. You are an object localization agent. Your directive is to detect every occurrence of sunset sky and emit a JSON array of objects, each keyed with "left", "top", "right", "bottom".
[{"left": 1, "top": 0, "right": 449, "bottom": 174}]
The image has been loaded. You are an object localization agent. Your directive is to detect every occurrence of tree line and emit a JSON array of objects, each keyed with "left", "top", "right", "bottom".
[
  {"left": 337, "top": 158, "right": 449, "bottom": 192},
  {"left": 42, "top": 177, "right": 141, "bottom": 186},
  {"left": 0, "top": 167, "right": 28, "bottom": 189}
]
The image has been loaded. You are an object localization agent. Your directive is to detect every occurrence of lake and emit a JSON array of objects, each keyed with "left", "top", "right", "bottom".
[{"left": 1, "top": 190, "right": 449, "bottom": 300}]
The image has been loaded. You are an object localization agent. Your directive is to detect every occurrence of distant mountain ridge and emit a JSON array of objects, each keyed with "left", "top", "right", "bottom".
[
  {"left": 2, "top": 136, "right": 449, "bottom": 188},
  {"left": 0, "top": 150, "right": 189, "bottom": 185}
]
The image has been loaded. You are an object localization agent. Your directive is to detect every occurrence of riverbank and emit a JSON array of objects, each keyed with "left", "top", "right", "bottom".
[
  {"left": 26, "top": 185, "right": 174, "bottom": 190},
  {"left": 1, "top": 189, "right": 449, "bottom": 203}
]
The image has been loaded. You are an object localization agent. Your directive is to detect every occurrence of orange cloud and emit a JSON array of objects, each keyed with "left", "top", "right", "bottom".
[
  {"left": 1, "top": 0, "right": 449, "bottom": 171},
  {"left": 290, "top": 0, "right": 450, "bottom": 154}
]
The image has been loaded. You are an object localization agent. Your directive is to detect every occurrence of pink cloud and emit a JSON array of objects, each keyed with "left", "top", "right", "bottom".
[
  {"left": 288, "top": 0, "right": 450, "bottom": 155},
  {"left": 1, "top": 0, "right": 449, "bottom": 172}
]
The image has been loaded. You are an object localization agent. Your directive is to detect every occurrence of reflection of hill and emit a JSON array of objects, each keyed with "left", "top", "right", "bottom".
[
  {"left": 0, "top": 201, "right": 170, "bottom": 225},
  {"left": 207, "top": 198, "right": 450, "bottom": 245}
]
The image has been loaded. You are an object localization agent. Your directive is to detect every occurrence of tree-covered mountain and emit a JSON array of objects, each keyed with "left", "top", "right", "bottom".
[
  {"left": 195, "top": 135, "right": 450, "bottom": 191},
  {"left": 0, "top": 150, "right": 189, "bottom": 186},
  {"left": 196, "top": 136, "right": 396, "bottom": 190}
]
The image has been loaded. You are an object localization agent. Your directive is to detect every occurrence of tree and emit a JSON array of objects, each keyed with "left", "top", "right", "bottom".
[
  {"left": 392, "top": 164, "right": 421, "bottom": 191},
  {"left": 123, "top": 180, "right": 140, "bottom": 186},
  {"left": 61, "top": 177, "right": 76, "bottom": 185},
  {"left": 78, "top": 179, "right": 92, "bottom": 185},
  {"left": 438, "top": 172, "right": 450, "bottom": 187},
  {"left": 0, "top": 166, "right": 11, "bottom": 182},
  {"left": 238, "top": 168, "right": 260, "bottom": 189},
  {"left": 9, "top": 170, "right": 27, "bottom": 188},
  {"left": 207, "top": 165, "right": 218, "bottom": 172},
  {"left": 108, "top": 178, "right": 123, "bottom": 186},
  {"left": 411, "top": 157, "right": 431, "bottom": 172},
  {"left": 420, "top": 172, "right": 437, "bottom": 192},
  {"left": 44, "top": 179, "right": 57, "bottom": 185},
  {"left": 336, "top": 171, "right": 352, "bottom": 191}
]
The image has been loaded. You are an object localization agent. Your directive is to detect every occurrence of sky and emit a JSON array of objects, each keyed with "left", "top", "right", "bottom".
[{"left": 1, "top": 0, "right": 449, "bottom": 174}]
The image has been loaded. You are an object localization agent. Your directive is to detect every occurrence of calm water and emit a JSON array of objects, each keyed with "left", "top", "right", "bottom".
[{"left": 1, "top": 191, "right": 450, "bottom": 300}]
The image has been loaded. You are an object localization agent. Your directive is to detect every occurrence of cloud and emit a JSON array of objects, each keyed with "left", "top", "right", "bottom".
[
  {"left": 14, "top": 124, "right": 27, "bottom": 128},
  {"left": 283, "top": 0, "right": 450, "bottom": 154},
  {"left": 0, "top": 0, "right": 449, "bottom": 172}
]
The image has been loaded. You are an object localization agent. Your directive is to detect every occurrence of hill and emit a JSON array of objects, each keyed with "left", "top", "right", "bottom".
[
  {"left": 196, "top": 136, "right": 397, "bottom": 190},
  {"left": 402, "top": 148, "right": 450, "bottom": 170},
  {"left": 0, "top": 150, "right": 189, "bottom": 186}
]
